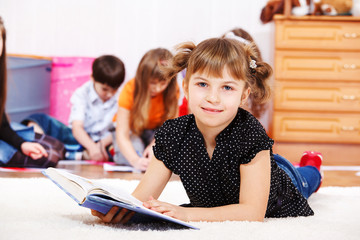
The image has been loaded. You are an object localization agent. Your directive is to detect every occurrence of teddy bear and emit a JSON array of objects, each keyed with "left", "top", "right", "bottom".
[
  {"left": 292, "top": 0, "right": 312, "bottom": 16},
  {"left": 313, "top": 0, "right": 353, "bottom": 15},
  {"left": 260, "top": 0, "right": 354, "bottom": 24},
  {"left": 260, "top": 0, "right": 311, "bottom": 23}
]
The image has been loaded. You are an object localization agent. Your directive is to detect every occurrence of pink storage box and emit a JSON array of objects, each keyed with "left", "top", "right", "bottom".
[{"left": 49, "top": 57, "right": 95, "bottom": 124}]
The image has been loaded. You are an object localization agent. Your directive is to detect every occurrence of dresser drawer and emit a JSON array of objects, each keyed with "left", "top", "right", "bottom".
[
  {"left": 275, "top": 50, "right": 360, "bottom": 81},
  {"left": 275, "top": 19, "right": 360, "bottom": 51},
  {"left": 274, "top": 81, "right": 360, "bottom": 112},
  {"left": 273, "top": 112, "right": 360, "bottom": 144}
]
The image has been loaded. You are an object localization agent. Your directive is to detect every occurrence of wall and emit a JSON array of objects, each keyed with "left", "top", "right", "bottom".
[{"left": 0, "top": 0, "right": 275, "bottom": 127}]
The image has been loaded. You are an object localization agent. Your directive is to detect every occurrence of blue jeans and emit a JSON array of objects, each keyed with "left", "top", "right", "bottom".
[
  {"left": 0, "top": 123, "right": 35, "bottom": 165},
  {"left": 22, "top": 113, "right": 78, "bottom": 145},
  {"left": 274, "top": 154, "right": 321, "bottom": 199}
]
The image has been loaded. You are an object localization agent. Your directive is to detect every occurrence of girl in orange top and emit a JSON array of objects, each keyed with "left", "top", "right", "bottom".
[{"left": 113, "top": 48, "right": 179, "bottom": 171}]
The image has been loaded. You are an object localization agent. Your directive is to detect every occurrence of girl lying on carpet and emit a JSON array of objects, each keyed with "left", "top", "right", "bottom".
[{"left": 91, "top": 37, "right": 323, "bottom": 222}]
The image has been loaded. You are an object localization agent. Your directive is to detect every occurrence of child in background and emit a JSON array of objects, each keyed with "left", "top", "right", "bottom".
[
  {"left": 113, "top": 48, "right": 179, "bottom": 171},
  {"left": 0, "top": 16, "right": 64, "bottom": 168},
  {"left": 23, "top": 55, "right": 125, "bottom": 162},
  {"left": 92, "top": 38, "right": 322, "bottom": 223}
]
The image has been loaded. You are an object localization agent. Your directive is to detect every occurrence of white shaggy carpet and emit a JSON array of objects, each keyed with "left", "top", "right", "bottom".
[{"left": 0, "top": 177, "right": 359, "bottom": 240}]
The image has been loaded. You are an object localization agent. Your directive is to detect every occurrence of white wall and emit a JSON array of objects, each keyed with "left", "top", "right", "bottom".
[{"left": 0, "top": 0, "right": 275, "bottom": 127}]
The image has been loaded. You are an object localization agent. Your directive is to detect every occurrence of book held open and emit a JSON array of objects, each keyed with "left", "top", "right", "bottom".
[{"left": 42, "top": 167, "right": 198, "bottom": 230}]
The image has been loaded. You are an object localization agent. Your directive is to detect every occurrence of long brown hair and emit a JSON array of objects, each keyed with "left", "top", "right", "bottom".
[
  {"left": 162, "top": 38, "right": 272, "bottom": 108},
  {"left": 130, "top": 48, "right": 178, "bottom": 135},
  {"left": 0, "top": 17, "right": 7, "bottom": 123}
]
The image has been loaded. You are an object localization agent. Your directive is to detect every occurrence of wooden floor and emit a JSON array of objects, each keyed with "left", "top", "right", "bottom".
[
  {"left": 1, "top": 140, "right": 359, "bottom": 186},
  {"left": 1, "top": 160, "right": 359, "bottom": 187}
]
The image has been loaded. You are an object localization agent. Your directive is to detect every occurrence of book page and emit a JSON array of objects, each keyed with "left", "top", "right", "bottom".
[
  {"left": 60, "top": 170, "right": 96, "bottom": 192},
  {"left": 89, "top": 182, "right": 143, "bottom": 207},
  {"left": 44, "top": 168, "right": 89, "bottom": 203},
  {"left": 45, "top": 168, "right": 143, "bottom": 207}
]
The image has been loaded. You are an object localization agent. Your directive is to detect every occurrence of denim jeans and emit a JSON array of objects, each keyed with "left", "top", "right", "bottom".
[
  {"left": 22, "top": 113, "right": 78, "bottom": 145},
  {"left": 274, "top": 154, "right": 321, "bottom": 199},
  {"left": 0, "top": 123, "right": 35, "bottom": 165}
]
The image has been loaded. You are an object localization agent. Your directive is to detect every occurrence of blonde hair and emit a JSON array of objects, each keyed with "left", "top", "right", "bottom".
[
  {"left": 130, "top": 48, "right": 178, "bottom": 135},
  {"left": 163, "top": 38, "right": 272, "bottom": 107}
]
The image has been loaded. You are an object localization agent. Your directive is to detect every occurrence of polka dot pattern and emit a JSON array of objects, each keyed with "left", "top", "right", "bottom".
[{"left": 153, "top": 108, "right": 314, "bottom": 218}]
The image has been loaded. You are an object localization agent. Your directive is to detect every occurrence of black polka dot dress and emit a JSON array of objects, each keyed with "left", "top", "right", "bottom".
[{"left": 153, "top": 108, "right": 314, "bottom": 218}]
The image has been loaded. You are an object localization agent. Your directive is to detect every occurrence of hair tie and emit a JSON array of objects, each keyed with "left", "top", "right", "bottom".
[
  {"left": 249, "top": 59, "right": 257, "bottom": 69},
  {"left": 225, "top": 31, "right": 250, "bottom": 45}
]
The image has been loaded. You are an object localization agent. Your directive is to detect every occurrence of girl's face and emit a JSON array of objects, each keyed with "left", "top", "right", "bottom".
[
  {"left": 149, "top": 78, "right": 169, "bottom": 97},
  {"left": 185, "top": 67, "right": 250, "bottom": 133}
]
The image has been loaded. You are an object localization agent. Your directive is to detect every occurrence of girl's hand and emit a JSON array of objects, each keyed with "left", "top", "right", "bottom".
[
  {"left": 132, "top": 157, "right": 150, "bottom": 171},
  {"left": 143, "top": 196, "right": 188, "bottom": 221},
  {"left": 91, "top": 206, "right": 135, "bottom": 224},
  {"left": 20, "top": 142, "right": 48, "bottom": 159}
]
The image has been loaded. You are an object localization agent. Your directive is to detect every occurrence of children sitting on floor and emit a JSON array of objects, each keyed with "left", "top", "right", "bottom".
[{"left": 22, "top": 55, "right": 125, "bottom": 162}]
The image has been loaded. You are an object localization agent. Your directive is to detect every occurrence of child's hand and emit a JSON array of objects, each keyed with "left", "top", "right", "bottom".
[
  {"left": 20, "top": 142, "right": 48, "bottom": 159},
  {"left": 143, "top": 196, "right": 188, "bottom": 221},
  {"left": 91, "top": 206, "right": 135, "bottom": 224},
  {"left": 87, "top": 141, "right": 109, "bottom": 162},
  {"left": 132, "top": 157, "right": 150, "bottom": 171}
]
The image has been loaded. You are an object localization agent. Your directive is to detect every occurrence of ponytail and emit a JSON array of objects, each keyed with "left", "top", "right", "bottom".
[
  {"left": 161, "top": 42, "right": 196, "bottom": 82},
  {"left": 244, "top": 43, "right": 272, "bottom": 106}
]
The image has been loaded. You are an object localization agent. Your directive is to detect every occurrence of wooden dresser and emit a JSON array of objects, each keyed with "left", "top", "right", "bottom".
[{"left": 272, "top": 15, "right": 360, "bottom": 165}]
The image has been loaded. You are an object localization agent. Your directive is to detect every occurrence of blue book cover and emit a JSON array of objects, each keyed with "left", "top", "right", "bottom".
[{"left": 42, "top": 168, "right": 199, "bottom": 230}]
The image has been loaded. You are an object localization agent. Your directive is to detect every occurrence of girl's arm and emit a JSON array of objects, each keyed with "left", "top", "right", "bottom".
[
  {"left": 145, "top": 150, "right": 271, "bottom": 222},
  {"left": 132, "top": 155, "right": 173, "bottom": 201},
  {"left": 91, "top": 156, "right": 172, "bottom": 223},
  {"left": 115, "top": 107, "right": 149, "bottom": 170}
]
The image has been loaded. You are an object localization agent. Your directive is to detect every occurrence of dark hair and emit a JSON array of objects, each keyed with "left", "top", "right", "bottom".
[
  {"left": 92, "top": 55, "right": 125, "bottom": 89},
  {"left": 0, "top": 16, "right": 7, "bottom": 123}
]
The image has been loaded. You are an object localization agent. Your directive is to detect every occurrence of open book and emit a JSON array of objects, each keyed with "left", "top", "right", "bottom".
[{"left": 42, "top": 168, "right": 198, "bottom": 230}]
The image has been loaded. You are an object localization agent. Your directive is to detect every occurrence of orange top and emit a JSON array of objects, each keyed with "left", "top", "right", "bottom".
[{"left": 117, "top": 78, "right": 179, "bottom": 130}]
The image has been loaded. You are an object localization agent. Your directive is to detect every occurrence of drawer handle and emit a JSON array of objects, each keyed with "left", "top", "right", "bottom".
[
  {"left": 343, "top": 33, "right": 358, "bottom": 38},
  {"left": 341, "top": 95, "right": 357, "bottom": 101},
  {"left": 341, "top": 126, "right": 358, "bottom": 132},
  {"left": 343, "top": 64, "right": 357, "bottom": 69}
]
